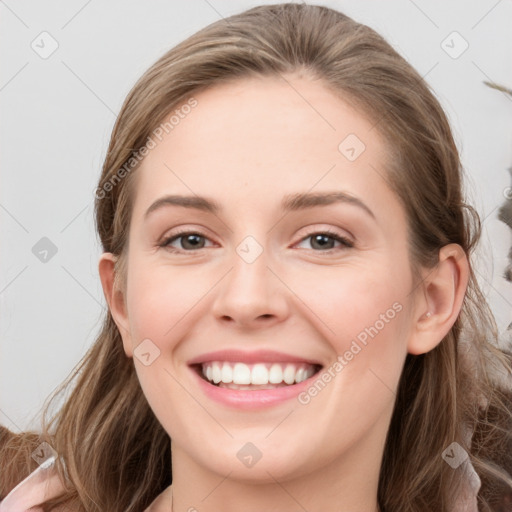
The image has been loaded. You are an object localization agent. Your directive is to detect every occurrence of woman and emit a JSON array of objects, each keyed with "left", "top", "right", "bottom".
[{"left": 1, "top": 3, "right": 511, "bottom": 511}]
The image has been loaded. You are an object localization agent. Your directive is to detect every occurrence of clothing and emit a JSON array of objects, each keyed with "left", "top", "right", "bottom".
[
  {"left": 0, "top": 457, "right": 65, "bottom": 512},
  {"left": 0, "top": 456, "right": 167, "bottom": 512}
]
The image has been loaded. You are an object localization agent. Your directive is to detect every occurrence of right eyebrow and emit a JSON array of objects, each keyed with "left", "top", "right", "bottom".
[{"left": 144, "top": 195, "right": 220, "bottom": 220}]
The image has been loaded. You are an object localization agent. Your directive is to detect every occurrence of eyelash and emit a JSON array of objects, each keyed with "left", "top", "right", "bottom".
[{"left": 159, "top": 228, "right": 354, "bottom": 254}]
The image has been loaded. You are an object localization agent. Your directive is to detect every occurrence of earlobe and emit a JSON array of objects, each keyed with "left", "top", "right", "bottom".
[
  {"left": 407, "top": 244, "right": 469, "bottom": 355},
  {"left": 98, "top": 252, "right": 133, "bottom": 358}
]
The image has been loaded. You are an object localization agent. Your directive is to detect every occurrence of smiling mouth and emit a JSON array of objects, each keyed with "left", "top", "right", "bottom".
[{"left": 191, "top": 361, "right": 323, "bottom": 390}]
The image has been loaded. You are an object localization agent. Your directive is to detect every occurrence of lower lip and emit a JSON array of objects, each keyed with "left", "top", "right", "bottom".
[{"left": 189, "top": 365, "right": 320, "bottom": 410}]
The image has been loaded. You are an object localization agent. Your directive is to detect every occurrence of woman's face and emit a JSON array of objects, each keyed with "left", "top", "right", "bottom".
[{"left": 105, "top": 74, "right": 424, "bottom": 485}]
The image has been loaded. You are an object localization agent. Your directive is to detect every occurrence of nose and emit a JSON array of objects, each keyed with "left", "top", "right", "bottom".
[{"left": 210, "top": 241, "right": 290, "bottom": 330}]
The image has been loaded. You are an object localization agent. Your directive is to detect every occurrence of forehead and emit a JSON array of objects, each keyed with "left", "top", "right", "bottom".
[{"left": 131, "top": 74, "right": 394, "bottom": 220}]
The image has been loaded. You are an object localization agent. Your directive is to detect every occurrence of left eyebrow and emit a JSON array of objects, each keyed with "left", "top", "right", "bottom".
[
  {"left": 143, "top": 191, "right": 375, "bottom": 220},
  {"left": 281, "top": 191, "right": 375, "bottom": 219}
]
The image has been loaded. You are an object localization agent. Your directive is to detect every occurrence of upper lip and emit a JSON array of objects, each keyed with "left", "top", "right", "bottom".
[{"left": 187, "top": 349, "right": 323, "bottom": 367}]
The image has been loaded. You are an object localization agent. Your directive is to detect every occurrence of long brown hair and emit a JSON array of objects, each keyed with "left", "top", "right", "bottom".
[{"left": 1, "top": 4, "right": 511, "bottom": 511}]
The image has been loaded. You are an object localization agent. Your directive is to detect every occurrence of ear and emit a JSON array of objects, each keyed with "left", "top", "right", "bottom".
[
  {"left": 407, "top": 243, "right": 469, "bottom": 355},
  {"left": 98, "top": 252, "right": 133, "bottom": 358}
]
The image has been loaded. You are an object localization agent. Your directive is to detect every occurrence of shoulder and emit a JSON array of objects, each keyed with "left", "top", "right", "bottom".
[
  {"left": 451, "top": 455, "right": 481, "bottom": 512},
  {"left": 1, "top": 426, "right": 77, "bottom": 511},
  {"left": 0, "top": 461, "right": 69, "bottom": 512}
]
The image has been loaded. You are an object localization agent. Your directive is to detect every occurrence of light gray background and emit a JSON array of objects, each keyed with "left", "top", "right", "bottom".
[{"left": 1, "top": 0, "right": 511, "bottom": 432}]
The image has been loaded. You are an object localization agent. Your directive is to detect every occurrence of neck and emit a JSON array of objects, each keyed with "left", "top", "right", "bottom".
[{"left": 169, "top": 442, "right": 382, "bottom": 512}]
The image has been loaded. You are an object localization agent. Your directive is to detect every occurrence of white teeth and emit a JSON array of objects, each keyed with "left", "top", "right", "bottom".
[
  {"left": 233, "top": 362, "right": 251, "bottom": 384},
  {"left": 199, "top": 361, "right": 318, "bottom": 386},
  {"left": 212, "top": 363, "right": 222, "bottom": 384},
  {"left": 221, "top": 363, "right": 233, "bottom": 383},
  {"left": 283, "top": 364, "right": 296, "bottom": 385},
  {"left": 268, "top": 363, "right": 283, "bottom": 384},
  {"left": 251, "top": 364, "right": 269, "bottom": 385}
]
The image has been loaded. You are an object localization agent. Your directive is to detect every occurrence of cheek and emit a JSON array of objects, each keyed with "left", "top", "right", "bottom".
[
  {"left": 293, "top": 261, "right": 410, "bottom": 347},
  {"left": 291, "top": 260, "right": 412, "bottom": 408},
  {"left": 125, "top": 262, "right": 209, "bottom": 348},
  {"left": 279, "top": 265, "right": 410, "bottom": 466},
  {"left": 124, "top": 261, "right": 203, "bottom": 437}
]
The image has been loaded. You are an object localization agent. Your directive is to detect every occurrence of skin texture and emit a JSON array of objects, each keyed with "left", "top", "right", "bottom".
[{"left": 99, "top": 73, "right": 469, "bottom": 512}]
